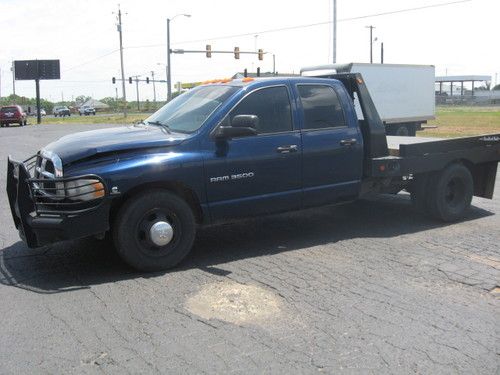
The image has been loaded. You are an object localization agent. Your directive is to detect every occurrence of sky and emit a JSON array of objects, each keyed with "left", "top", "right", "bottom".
[{"left": 0, "top": 0, "right": 498, "bottom": 102}]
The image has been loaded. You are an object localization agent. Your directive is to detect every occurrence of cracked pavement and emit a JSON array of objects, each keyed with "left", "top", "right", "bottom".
[{"left": 0, "top": 123, "right": 498, "bottom": 374}]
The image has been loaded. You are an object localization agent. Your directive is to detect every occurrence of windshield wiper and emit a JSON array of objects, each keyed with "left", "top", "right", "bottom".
[{"left": 146, "top": 120, "right": 172, "bottom": 134}]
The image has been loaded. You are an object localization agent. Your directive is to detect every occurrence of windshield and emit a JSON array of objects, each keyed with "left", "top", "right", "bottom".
[{"left": 145, "top": 85, "right": 239, "bottom": 133}]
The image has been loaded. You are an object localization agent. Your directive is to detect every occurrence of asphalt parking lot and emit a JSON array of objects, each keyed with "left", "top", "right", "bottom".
[{"left": 0, "top": 123, "right": 498, "bottom": 374}]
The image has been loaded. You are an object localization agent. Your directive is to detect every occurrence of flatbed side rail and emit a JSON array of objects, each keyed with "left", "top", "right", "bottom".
[
  {"left": 370, "top": 134, "right": 500, "bottom": 175},
  {"left": 398, "top": 134, "right": 500, "bottom": 158}
]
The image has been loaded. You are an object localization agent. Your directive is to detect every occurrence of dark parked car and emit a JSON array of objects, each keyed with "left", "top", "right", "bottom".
[
  {"left": 53, "top": 106, "right": 71, "bottom": 117},
  {"left": 0, "top": 105, "right": 27, "bottom": 127}
]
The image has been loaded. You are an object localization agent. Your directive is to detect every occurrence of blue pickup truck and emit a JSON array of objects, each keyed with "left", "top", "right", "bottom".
[{"left": 7, "top": 74, "right": 500, "bottom": 271}]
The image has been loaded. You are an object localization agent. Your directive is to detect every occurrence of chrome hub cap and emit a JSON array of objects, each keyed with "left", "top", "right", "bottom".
[{"left": 149, "top": 221, "right": 174, "bottom": 246}]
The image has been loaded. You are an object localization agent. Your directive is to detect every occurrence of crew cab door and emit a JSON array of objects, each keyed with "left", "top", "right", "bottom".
[
  {"left": 204, "top": 85, "right": 301, "bottom": 221},
  {"left": 296, "top": 83, "right": 363, "bottom": 207}
]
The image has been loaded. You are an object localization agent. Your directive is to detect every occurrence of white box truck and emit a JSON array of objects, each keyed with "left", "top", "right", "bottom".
[{"left": 300, "top": 63, "right": 435, "bottom": 136}]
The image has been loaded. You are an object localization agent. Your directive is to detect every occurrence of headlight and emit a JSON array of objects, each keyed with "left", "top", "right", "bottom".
[{"left": 65, "top": 179, "right": 105, "bottom": 201}]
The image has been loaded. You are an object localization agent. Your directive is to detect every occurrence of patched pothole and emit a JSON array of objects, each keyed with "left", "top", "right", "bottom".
[{"left": 185, "top": 280, "right": 282, "bottom": 325}]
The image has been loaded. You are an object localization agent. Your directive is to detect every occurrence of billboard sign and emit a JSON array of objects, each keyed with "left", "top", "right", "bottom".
[{"left": 14, "top": 60, "right": 60, "bottom": 80}]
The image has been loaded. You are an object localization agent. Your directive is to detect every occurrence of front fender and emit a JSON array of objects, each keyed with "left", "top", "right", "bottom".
[{"left": 64, "top": 148, "right": 207, "bottom": 205}]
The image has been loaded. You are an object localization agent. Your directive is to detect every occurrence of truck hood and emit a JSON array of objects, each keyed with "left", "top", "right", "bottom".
[{"left": 44, "top": 124, "right": 189, "bottom": 165}]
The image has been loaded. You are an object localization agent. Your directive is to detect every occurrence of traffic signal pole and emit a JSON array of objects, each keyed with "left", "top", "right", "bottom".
[
  {"left": 173, "top": 48, "right": 264, "bottom": 59},
  {"left": 135, "top": 76, "right": 140, "bottom": 111}
]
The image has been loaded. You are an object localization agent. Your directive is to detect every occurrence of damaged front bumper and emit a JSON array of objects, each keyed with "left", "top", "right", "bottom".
[{"left": 6, "top": 156, "right": 111, "bottom": 248}]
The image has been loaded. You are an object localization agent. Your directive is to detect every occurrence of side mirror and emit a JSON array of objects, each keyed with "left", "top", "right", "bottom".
[
  {"left": 231, "top": 114, "right": 259, "bottom": 129},
  {"left": 214, "top": 115, "right": 259, "bottom": 139}
]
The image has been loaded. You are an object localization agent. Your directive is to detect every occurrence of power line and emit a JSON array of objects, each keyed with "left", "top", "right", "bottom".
[
  {"left": 63, "top": 49, "right": 119, "bottom": 72},
  {"left": 126, "top": 0, "right": 471, "bottom": 50},
  {"left": 48, "top": 0, "right": 471, "bottom": 77}
]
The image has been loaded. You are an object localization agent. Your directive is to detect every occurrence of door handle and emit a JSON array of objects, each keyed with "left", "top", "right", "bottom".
[
  {"left": 276, "top": 145, "right": 298, "bottom": 153},
  {"left": 340, "top": 138, "right": 357, "bottom": 146}
]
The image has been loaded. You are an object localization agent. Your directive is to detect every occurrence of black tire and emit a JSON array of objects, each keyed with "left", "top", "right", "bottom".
[
  {"left": 113, "top": 189, "right": 196, "bottom": 271},
  {"left": 395, "top": 125, "right": 409, "bottom": 136},
  {"left": 426, "top": 164, "right": 473, "bottom": 222}
]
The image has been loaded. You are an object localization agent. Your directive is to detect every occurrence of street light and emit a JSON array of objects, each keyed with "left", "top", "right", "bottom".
[
  {"left": 157, "top": 62, "right": 167, "bottom": 81},
  {"left": 167, "top": 13, "right": 191, "bottom": 101},
  {"left": 365, "top": 25, "right": 375, "bottom": 63}
]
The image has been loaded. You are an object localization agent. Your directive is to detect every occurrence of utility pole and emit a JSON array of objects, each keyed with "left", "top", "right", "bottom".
[
  {"left": 0, "top": 68, "right": 2, "bottom": 98},
  {"left": 273, "top": 54, "right": 276, "bottom": 75},
  {"left": 11, "top": 61, "right": 16, "bottom": 96},
  {"left": 332, "top": 0, "right": 337, "bottom": 63},
  {"left": 117, "top": 6, "right": 127, "bottom": 117},
  {"left": 381, "top": 42, "right": 384, "bottom": 64},
  {"left": 366, "top": 25, "right": 375, "bottom": 63},
  {"left": 151, "top": 70, "right": 156, "bottom": 103},
  {"left": 166, "top": 18, "right": 172, "bottom": 102}
]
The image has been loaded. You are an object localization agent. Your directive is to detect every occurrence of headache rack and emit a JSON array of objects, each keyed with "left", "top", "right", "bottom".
[{"left": 19, "top": 155, "right": 108, "bottom": 216}]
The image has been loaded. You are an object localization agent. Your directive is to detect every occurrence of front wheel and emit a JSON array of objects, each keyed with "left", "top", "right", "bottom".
[{"left": 113, "top": 189, "right": 196, "bottom": 271}]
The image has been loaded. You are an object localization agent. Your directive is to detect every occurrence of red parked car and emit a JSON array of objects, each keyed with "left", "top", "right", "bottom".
[{"left": 0, "top": 105, "right": 28, "bottom": 127}]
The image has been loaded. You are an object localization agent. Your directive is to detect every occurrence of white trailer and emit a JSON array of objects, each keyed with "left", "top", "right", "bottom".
[{"left": 300, "top": 63, "right": 435, "bottom": 136}]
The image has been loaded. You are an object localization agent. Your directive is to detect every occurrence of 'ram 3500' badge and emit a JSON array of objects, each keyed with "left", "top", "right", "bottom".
[{"left": 210, "top": 172, "right": 254, "bottom": 183}]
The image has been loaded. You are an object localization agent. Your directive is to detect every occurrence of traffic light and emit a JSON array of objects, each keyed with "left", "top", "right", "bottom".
[
  {"left": 257, "top": 67, "right": 261, "bottom": 77},
  {"left": 258, "top": 49, "right": 263, "bottom": 61},
  {"left": 244, "top": 68, "right": 247, "bottom": 78},
  {"left": 112, "top": 77, "right": 116, "bottom": 84},
  {"left": 234, "top": 47, "right": 240, "bottom": 59},
  {"left": 146, "top": 77, "right": 150, "bottom": 84},
  {"left": 128, "top": 77, "right": 132, "bottom": 84},
  {"left": 206, "top": 44, "right": 212, "bottom": 58}
]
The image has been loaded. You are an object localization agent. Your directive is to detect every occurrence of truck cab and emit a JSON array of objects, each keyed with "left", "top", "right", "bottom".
[{"left": 7, "top": 76, "right": 500, "bottom": 271}]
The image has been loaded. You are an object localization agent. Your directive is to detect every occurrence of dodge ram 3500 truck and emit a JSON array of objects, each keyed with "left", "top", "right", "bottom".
[{"left": 7, "top": 74, "right": 500, "bottom": 271}]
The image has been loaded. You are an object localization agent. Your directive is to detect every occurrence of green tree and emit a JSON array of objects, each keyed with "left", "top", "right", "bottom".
[
  {"left": 75, "top": 95, "right": 91, "bottom": 105},
  {"left": 100, "top": 97, "right": 120, "bottom": 111}
]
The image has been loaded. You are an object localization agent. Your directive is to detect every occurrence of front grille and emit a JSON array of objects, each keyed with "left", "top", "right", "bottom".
[
  {"left": 35, "top": 154, "right": 55, "bottom": 179},
  {"left": 22, "top": 154, "right": 107, "bottom": 216}
]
